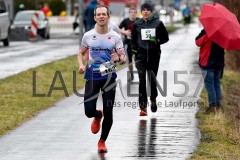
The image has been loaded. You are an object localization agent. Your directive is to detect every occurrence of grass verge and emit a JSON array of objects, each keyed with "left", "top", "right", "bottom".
[
  {"left": 190, "top": 70, "right": 240, "bottom": 160},
  {"left": 166, "top": 26, "right": 179, "bottom": 33},
  {"left": 0, "top": 55, "right": 85, "bottom": 136}
]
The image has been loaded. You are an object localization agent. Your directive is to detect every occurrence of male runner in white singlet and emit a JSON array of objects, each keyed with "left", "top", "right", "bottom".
[{"left": 78, "top": 5, "right": 126, "bottom": 153}]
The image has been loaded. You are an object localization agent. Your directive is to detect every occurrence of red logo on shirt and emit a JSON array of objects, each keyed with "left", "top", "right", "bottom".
[{"left": 108, "top": 37, "right": 111, "bottom": 40}]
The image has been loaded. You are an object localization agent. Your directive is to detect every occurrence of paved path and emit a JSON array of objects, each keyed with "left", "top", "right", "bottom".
[
  {"left": 0, "top": 23, "right": 203, "bottom": 160},
  {"left": 0, "top": 38, "right": 79, "bottom": 79}
]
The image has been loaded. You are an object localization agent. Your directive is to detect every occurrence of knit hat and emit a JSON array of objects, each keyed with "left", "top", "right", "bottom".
[{"left": 141, "top": 3, "right": 153, "bottom": 12}]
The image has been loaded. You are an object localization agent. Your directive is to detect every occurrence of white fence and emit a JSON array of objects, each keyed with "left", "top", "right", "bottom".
[
  {"left": 48, "top": 16, "right": 122, "bottom": 34},
  {"left": 48, "top": 16, "right": 75, "bottom": 34}
]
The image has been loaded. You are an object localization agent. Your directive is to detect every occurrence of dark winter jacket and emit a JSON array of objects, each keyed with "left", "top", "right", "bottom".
[
  {"left": 195, "top": 29, "right": 224, "bottom": 70},
  {"left": 84, "top": 0, "right": 97, "bottom": 26},
  {"left": 131, "top": 16, "right": 169, "bottom": 50}
]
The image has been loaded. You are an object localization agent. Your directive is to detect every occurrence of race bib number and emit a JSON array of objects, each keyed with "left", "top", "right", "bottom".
[
  {"left": 99, "top": 62, "right": 117, "bottom": 76},
  {"left": 141, "top": 29, "right": 156, "bottom": 40}
]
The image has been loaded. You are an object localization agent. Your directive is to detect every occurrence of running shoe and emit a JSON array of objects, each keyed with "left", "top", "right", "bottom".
[
  {"left": 151, "top": 99, "right": 157, "bottom": 112},
  {"left": 98, "top": 139, "right": 107, "bottom": 153},
  {"left": 91, "top": 110, "right": 103, "bottom": 134},
  {"left": 204, "top": 107, "right": 217, "bottom": 114},
  {"left": 139, "top": 107, "right": 147, "bottom": 116}
]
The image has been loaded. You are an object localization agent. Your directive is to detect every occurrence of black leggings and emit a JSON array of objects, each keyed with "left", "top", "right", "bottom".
[
  {"left": 135, "top": 48, "right": 160, "bottom": 108},
  {"left": 184, "top": 15, "right": 191, "bottom": 25},
  {"left": 84, "top": 78, "right": 116, "bottom": 141}
]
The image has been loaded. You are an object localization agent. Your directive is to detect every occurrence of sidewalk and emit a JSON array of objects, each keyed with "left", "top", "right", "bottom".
[{"left": 0, "top": 22, "right": 203, "bottom": 160}]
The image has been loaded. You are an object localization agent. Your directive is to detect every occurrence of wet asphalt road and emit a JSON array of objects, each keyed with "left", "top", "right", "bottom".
[
  {"left": 0, "top": 34, "right": 79, "bottom": 79},
  {"left": 0, "top": 22, "right": 204, "bottom": 160}
]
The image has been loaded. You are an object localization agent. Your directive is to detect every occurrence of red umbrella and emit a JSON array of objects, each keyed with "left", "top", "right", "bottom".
[{"left": 199, "top": 3, "right": 240, "bottom": 50}]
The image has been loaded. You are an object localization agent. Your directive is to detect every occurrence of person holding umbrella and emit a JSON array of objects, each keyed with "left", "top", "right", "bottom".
[
  {"left": 195, "top": 29, "right": 224, "bottom": 113},
  {"left": 196, "top": 3, "right": 240, "bottom": 113}
]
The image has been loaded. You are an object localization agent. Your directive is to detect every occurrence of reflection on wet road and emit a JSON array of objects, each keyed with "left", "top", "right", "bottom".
[{"left": 138, "top": 118, "right": 157, "bottom": 158}]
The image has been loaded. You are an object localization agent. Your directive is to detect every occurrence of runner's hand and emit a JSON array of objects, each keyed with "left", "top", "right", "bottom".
[
  {"left": 78, "top": 65, "right": 86, "bottom": 74},
  {"left": 119, "top": 54, "right": 126, "bottom": 65},
  {"left": 125, "top": 30, "right": 131, "bottom": 37},
  {"left": 111, "top": 49, "right": 119, "bottom": 63},
  {"left": 149, "top": 36, "right": 158, "bottom": 44}
]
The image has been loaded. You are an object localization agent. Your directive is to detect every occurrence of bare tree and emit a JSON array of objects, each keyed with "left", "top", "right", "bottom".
[{"left": 215, "top": 0, "right": 240, "bottom": 21}]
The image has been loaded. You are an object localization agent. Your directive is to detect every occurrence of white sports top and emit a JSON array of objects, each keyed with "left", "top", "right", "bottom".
[{"left": 80, "top": 29, "right": 124, "bottom": 80}]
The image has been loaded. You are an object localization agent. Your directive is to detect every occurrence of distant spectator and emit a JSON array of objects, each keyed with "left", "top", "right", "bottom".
[
  {"left": 84, "top": 0, "right": 98, "bottom": 31},
  {"left": 73, "top": 12, "right": 79, "bottom": 31},
  {"left": 182, "top": 5, "right": 191, "bottom": 25},
  {"left": 41, "top": 3, "right": 50, "bottom": 16}
]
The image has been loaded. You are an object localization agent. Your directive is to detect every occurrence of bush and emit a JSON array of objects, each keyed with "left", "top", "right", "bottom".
[
  {"left": 49, "top": 0, "right": 66, "bottom": 16},
  {"left": 15, "top": 0, "right": 35, "bottom": 13}
]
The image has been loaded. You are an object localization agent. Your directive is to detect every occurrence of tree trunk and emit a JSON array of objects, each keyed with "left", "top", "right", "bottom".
[{"left": 215, "top": 0, "right": 240, "bottom": 71}]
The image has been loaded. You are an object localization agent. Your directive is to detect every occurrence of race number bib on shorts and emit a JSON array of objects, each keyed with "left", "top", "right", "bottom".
[
  {"left": 141, "top": 29, "right": 156, "bottom": 40},
  {"left": 99, "top": 62, "right": 117, "bottom": 76}
]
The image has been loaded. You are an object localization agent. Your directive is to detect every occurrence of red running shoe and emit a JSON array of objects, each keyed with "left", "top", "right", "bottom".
[
  {"left": 91, "top": 110, "right": 103, "bottom": 134},
  {"left": 139, "top": 107, "right": 147, "bottom": 116},
  {"left": 98, "top": 139, "right": 107, "bottom": 153}
]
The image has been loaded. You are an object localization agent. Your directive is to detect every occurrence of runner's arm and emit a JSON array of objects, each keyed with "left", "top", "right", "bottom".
[
  {"left": 78, "top": 49, "right": 87, "bottom": 74},
  {"left": 115, "top": 35, "right": 126, "bottom": 64},
  {"left": 112, "top": 49, "right": 126, "bottom": 64}
]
